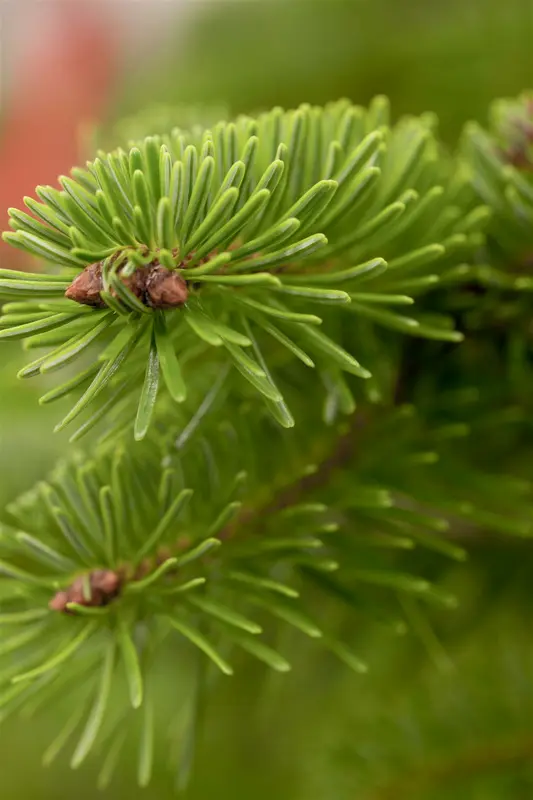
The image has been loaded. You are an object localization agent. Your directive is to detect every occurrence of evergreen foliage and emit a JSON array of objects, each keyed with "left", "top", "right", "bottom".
[
  {"left": 463, "top": 91, "right": 533, "bottom": 287},
  {"left": 0, "top": 99, "right": 488, "bottom": 439},
  {"left": 0, "top": 94, "right": 531, "bottom": 792}
]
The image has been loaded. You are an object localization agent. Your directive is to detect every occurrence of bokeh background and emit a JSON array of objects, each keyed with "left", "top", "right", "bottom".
[{"left": 1, "top": 1, "right": 533, "bottom": 798}]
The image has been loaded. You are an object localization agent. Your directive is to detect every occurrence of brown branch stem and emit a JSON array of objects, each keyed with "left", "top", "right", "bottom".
[{"left": 50, "top": 412, "right": 369, "bottom": 612}]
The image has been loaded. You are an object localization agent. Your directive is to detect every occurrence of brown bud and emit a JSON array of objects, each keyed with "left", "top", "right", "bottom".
[
  {"left": 49, "top": 569, "right": 122, "bottom": 614},
  {"left": 91, "top": 569, "right": 121, "bottom": 597},
  {"left": 65, "top": 263, "right": 106, "bottom": 307},
  {"left": 48, "top": 590, "right": 69, "bottom": 612},
  {"left": 68, "top": 577, "right": 87, "bottom": 606},
  {"left": 65, "top": 261, "right": 188, "bottom": 310},
  {"left": 145, "top": 265, "right": 189, "bottom": 309},
  {"left": 120, "top": 266, "right": 150, "bottom": 301}
]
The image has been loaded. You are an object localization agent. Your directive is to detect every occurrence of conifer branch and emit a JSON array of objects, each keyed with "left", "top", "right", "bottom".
[
  {"left": 0, "top": 93, "right": 531, "bottom": 791},
  {"left": 0, "top": 99, "right": 488, "bottom": 438}
]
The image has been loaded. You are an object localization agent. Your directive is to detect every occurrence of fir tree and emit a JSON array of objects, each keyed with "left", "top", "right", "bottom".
[{"left": 0, "top": 94, "right": 531, "bottom": 793}]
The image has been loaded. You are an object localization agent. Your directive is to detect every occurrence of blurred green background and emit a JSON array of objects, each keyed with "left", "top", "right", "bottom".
[
  {"left": 1, "top": 1, "right": 533, "bottom": 797},
  {"left": 115, "top": 0, "right": 532, "bottom": 142}
]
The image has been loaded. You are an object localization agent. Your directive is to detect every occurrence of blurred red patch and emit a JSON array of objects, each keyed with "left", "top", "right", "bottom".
[{"left": 0, "top": 2, "right": 117, "bottom": 268}]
